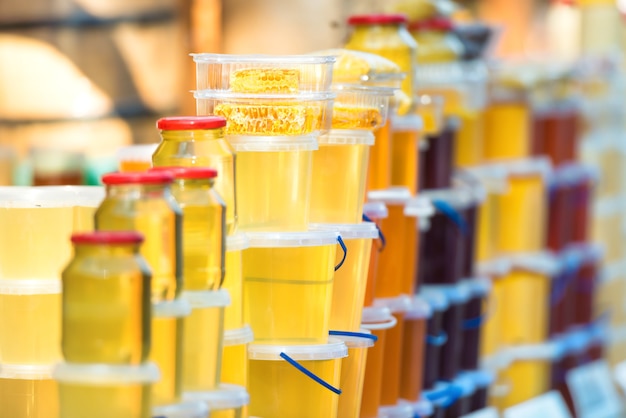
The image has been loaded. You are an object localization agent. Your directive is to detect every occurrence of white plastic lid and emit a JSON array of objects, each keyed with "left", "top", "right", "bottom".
[
  {"left": 116, "top": 144, "right": 159, "bottom": 163},
  {"left": 373, "top": 295, "right": 413, "bottom": 314},
  {"left": 418, "top": 287, "right": 450, "bottom": 312},
  {"left": 477, "top": 258, "right": 512, "bottom": 278},
  {"left": 224, "top": 325, "right": 254, "bottom": 347},
  {"left": 309, "top": 222, "right": 378, "bottom": 240},
  {"left": 248, "top": 338, "right": 348, "bottom": 361},
  {"left": 246, "top": 230, "right": 338, "bottom": 248},
  {"left": 402, "top": 399, "right": 434, "bottom": 417},
  {"left": 469, "top": 370, "right": 496, "bottom": 389},
  {"left": 563, "top": 243, "right": 604, "bottom": 266},
  {"left": 462, "top": 165, "right": 509, "bottom": 194},
  {"left": 194, "top": 90, "right": 335, "bottom": 102},
  {"left": 153, "top": 298, "right": 193, "bottom": 318},
  {"left": 54, "top": 362, "right": 160, "bottom": 384},
  {"left": 497, "top": 157, "right": 552, "bottom": 180},
  {"left": 319, "top": 129, "right": 375, "bottom": 146},
  {"left": 181, "top": 289, "right": 231, "bottom": 310},
  {"left": 549, "top": 163, "right": 599, "bottom": 188},
  {"left": 0, "top": 186, "right": 105, "bottom": 208},
  {"left": 422, "top": 284, "right": 471, "bottom": 305},
  {"left": 504, "top": 342, "right": 560, "bottom": 362},
  {"left": 184, "top": 384, "right": 250, "bottom": 410},
  {"left": 390, "top": 113, "right": 423, "bottom": 132},
  {"left": 404, "top": 196, "right": 435, "bottom": 217},
  {"left": 152, "top": 401, "right": 209, "bottom": 418},
  {"left": 226, "top": 233, "right": 249, "bottom": 252},
  {"left": 594, "top": 196, "right": 626, "bottom": 217},
  {"left": 379, "top": 403, "right": 414, "bottom": 418},
  {"left": 367, "top": 187, "right": 412, "bottom": 205},
  {"left": 508, "top": 251, "right": 560, "bottom": 277},
  {"left": 0, "top": 279, "right": 61, "bottom": 295},
  {"left": 363, "top": 202, "right": 389, "bottom": 219},
  {"left": 420, "top": 185, "right": 478, "bottom": 210},
  {"left": 361, "top": 306, "right": 396, "bottom": 325},
  {"left": 329, "top": 329, "right": 376, "bottom": 348},
  {"left": 226, "top": 135, "right": 319, "bottom": 152},
  {"left": 465, "top": 278, "right": 492, "bottom": 298},
  {"left": 191, "top": 53, "right": 336, "bottom": 65},
  {"left": 404, "top": 296, "right": 433, "bottom": 320},
  {"left": 455, "top": 373, "right": 477, "bottom": 397},
  {"left": 0, "top": 364, "right": 55, "bottom": 380}
]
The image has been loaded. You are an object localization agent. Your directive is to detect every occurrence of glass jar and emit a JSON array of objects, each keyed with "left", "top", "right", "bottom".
[
  {"left": 95, "top": 171, "right": 182, "bottom": 303},
  {"left": 62, "top": 231, "right": 151, "bottom": 364},
  {"left": 152, "top": 167, "right": 226, "bottom": 291},
  {"left": 410, "top": 17, "right": 463, "bottom": 65},
  {"left": 345, "top": 14, "right": 417, "bottom": 115},
  {"left": 152, "top": 116, "right": 237, "bottom": 235}
]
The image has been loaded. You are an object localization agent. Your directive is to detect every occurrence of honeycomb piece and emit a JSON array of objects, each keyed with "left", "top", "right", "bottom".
[
  {"left": 215, "top": 103, "right": 322, "bottom": 135},
  {"left": 331, "top": 106, "right": 382, "bottom": 130},
  {"left": 229, "top": 68, "right": 301, "bottom": 93},
  {"left": 311, "top": 49, "right": 401, "bottom": 83}
]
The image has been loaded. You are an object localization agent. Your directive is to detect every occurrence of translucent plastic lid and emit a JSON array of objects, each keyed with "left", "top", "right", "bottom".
[
  {"left": 404, "top": 196, "right": 435, "bottom": 217},
  {"left": 455, "top": 373, "right": 477, "bottom": 397},
  {"left": 401, "top": 399, "right": 434, "bottom": 417},
  {"left": 248, "top": 338, "right": 348, "bottom": 361},
  {"left": 363, "top": 202, "right": 389, "bottom": 219},
  {"left": 422, "top": 283, "right": 471, "bottom": 305},
  {"left": 508, "top": 251, "right": 560, "bottom": 277},
  {"left": 465, "top": 278, "right": 492, "bottom": 298},
  {"left": 181, "top": 289, "right": 231, "bottom": 309},
  {"left": 0, "top": 279, "right": 62, "bottom": 295},
  {"left": 309, "top": 222, "right": 378, "bottom": 240},
  {"left": 194, "top": 90, "right": 335, "bottom": 102},
  {"left": 192, "top": 53, "right": 336, "bottom": 65},
  {"left": 477, "top": 258, "right": 512, "bottom": 278},
  {"left": 361, "top": 306, "right": 395, "bottom": 324},
  {"left": 184, "top": 384, "right": 250, "bottom": 410},
  {"left": 391, "top": 113, "right": 423, "bottom": 132},
  {"left": 469, "top": 370, "right": 496, "bottom": 388},
  {"left": 496, "top": 157, "right": 552, "bottom": 180},
  {"left": 379, "top": 404, "right": 414, "bottom": 418},
  {"left": 226, "top": 134, "right": 319, "bottom": 152},
  {"left": 373, "top": 295, "right": 413, "bottom": 313},
  {"left": 153, "top": 298, "right": 193, "bottom": 318},
  {"left": 319, "top": 129, "right": 375, "bottom": 146},
  {"left": 418, "top": 287, "right": 450, "bottom": 311},
  {"left": 329, "top": 330, "right": 376, "bottom": 348},
  {"left": 0, "top": 186, "right": 105, "bottom": 208},
  {"left": 563, "top": 243, "right": 604, "bottom": 266},
  {"left": 116, "top": 144, "right": 158, "bottom": 163},
  {"left": 504, "top": 342, "right": 560, "bottom": 362},
  {"left": 224, "top": 325, "right": 254, "bottom": 347},
  {"left": 0, "top": 364, "right": 55, "bottom": 380},
  {"left": 549, "top": 163, "right": 599, "bottom": 189},
  {"left": 404, "top": 296, "right": 433, "bottom": 320},
  {"left": 226, "top": 233, "right": 250, "bottom": 252},
  {"left": 420, "top": 184, "right": 479, "bottom": 209},
  {"left": 367, "top": 187, "right": 412, "bottom": 205},
  {"left": 152, "top": 401, "right": 209, "bottom": 418},
  {"left": 54, "top": 362, "right": 160, "bottom": 384},
  {"left": 310, "top": 48, "right": 402, "bottom": 84},
  {"left": 462, "top": 165, "right": 509, "bottom": 194},
  {"left": 246, "top": 231, "right": 338, "bottom": 248}
]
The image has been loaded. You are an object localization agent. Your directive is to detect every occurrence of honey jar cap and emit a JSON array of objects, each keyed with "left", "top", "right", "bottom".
[
  {"left": 157, "top": 116, "right": 227, "bottom": 131},
  {"left": 71, "top": 231, "right": 144, "bottom": 245},
  {"left": 348, "top": 14, "right": 409, "bottom": 25},
  {"left": 151, "top": 166, "right": 218, "bottom": 179},
  {"left": 102, "top": 171, "right": 174, "bottom": 185}
]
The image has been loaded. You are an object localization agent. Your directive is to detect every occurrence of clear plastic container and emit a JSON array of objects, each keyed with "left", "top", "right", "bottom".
[
  {"left": 478, "top": 260, "right": 510, "bottom": 359},
  {"left": 227, "top": 135, "right": 317, "bottom": 232},
  {"left": 390, "top": 114, "right": 422, "bottom": 194},
  {"left": 54, "top": 362, "right": 159, "bottom": 418},
  {"left": 419, "top": 286, "right": 449, "bottom": 389},
  {"left": 362, "top": 202, "right": 388, "bottom": 308},
  {"left": 312, "top": 48, "right": 404, "bottom": 87},
  {"left": 185, "top": 384, "right": 249, "bottom": 418},
  {"left": 248, "top": 340, "right": 347, "bottom": 418},
  {"left": 182, "top": 290, "right": 230, "bottom": 393},
  {"left": 310, "top": 130, "right": 374, "bottom": 223},
  {"left": 400, "top": 297, "right": 432, "bottom": 402},
  {"left": 309, "top": 223, "right": 378, "bottom": 331},
  {"left": 331, "top": 85, "right": 394, "bottom": 130},
  {"left": 243, "top": 231, "right": 339, "bottom": 344},
  {"left": 224, "top": 233, "right": 249, "bottom": 330},
  {"left": 195, "top": 91, "right": 334, "bottom": 136},
  {"left": 419, "top": 117, "right": 460, "bottom": 191},
  {"left": 116, "top": 144, "right": 158, "bottom": 172},
  {"left": 152, "top": 401, "right": 210, "bottom": 418},
  {"left": 0, "top": 279, "right": 62, "bottom": 365},
  {"left": 0, "top": 364, "right": 58, "bottom": 418},
  {"left": 221, "top": 325, "right": 254, "bottom": 387},
  {"left": 460, "top": 278, "right": 491, "bottom": 371},
  {"left": 192, "top": 54, "right": 336, "bottom": 93},
  {"left": 368, "top": 120, "right": 392, "bottom": 191},
  {"left": 151, "top": 298, "right": 192, "bottom": 407}
]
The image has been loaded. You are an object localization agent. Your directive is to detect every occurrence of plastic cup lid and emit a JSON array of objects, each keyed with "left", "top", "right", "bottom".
[
  {"left": 549, "top": 163, "right": 599, "bottom": 188},
  {"left": 224, "top": 325, "right": 254, "bottom": 346},
  {"left": 465, "top": 278, "right": 492, "bottom": 298},
  {"left": 390, "top": 113, "right": 423, "bottom": 132},
  {"left": 191, "top": 53, "right": 336, "bottom": 65},
  {"left": 418, "top": 287, "right": 450, "bottom": 311},
  {"left": 153, "top": 298, "right": 193, "bottom": 318},
  {"left": 404, "top": 196, "right": 435, "bottom": 217},
  {"left": 401, "top": 399, "right": 434, "bottom": 417},
  {"left": 361, "top": 306, "right": 395, "bottom": 325},
  {"left": 422, "top": 284, "right": 471, "bottom": 305},
  {"left": 469, "top": 370, "right": 496, "bottom": 388},
  {"left": 508, "top": 251, "right": 560, "bottom": 277},
  {"left": 379, "top": 403, "right": 414, "bottom": 418},
  {"left": 462, "top": 165, "right": 509, "bottom": 194},
  {"left": 309, "top": 222, "right": 378, "bottom": 239},
  {"left": 455, "top": 373, "right": 477, "bottom": 397},
  {"left": 152, "top": 401, "right": 209, "bottom": 418},
  {"left": 226, "top": 134, "right": 319, "bottom": 152},
  {"left": 183, "top": 384, "right": 250, "bottom": 410},
  {"left": 116, "top": 144, "right": 159, "bottom": 163},
  {"left": 504, "top": 341, "right": 560, "bottom": 362},
  {"left": 420, "top": 185, "right": 478, "bottom": 210},
  {"left": 373, "top": 295, "right": 413, "bottom": 313},
  {"left": 226, "top": 233, "right": 250, "bottom": 252},
  {"left": 53, "top": 362, "right": 160, "bottom": 384},
  {"left": 562, "top": 243, "right": 604, "bottom": 266},
  {"left": 495, "top": 157, "right": 552, "bottom": 180},
  {"left": 404, "top": 296, "right": 433, "bottom": 320},
  {"left": 319, "top": 129, "right": 375, "bottom": 146},
  {"left": 477, "top": 258, "right": 512, "bottom": 278},
  {"left": 367, "top": 187, "right": 412, "bottom": 205},
  {"left": 363, "top": 202, "right": 389, "bottom": 219},
  {"left": 0, "top": 363, "right": 55, "bottom": 380},
  {"left": 181, "top": 289, "right": 231, "bottom": 310},
  {"left": 329, "top": 329, "right": 376, "bottom": 348},
  {"left": 248, "top": 338, "right": 348, "bottom": 361},
  {"left": 0, "top": 279, "right": 62, "bottom": 295},
  {"left": 0, "top": 186, "right": 105, "bottom": 208},
  {"left": 246, "top": 230, "right": 338, "bottom": 248}
]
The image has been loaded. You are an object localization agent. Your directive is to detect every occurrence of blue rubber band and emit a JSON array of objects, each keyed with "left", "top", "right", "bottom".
[
  {"left": 463, "top": 315, "right": 485, "bottom": 330},
  {"left": 433, "top": 199, "right": 468, "bottom": 235},
  {"left": 363, "top": 214, "right": 386, "bottom": 251},
  {"left": 280, "top": 352, "right": 342, "bottom": 395},
  {"left": 426, "top": 331, "right": 448, "bottom": 346},
  {"left": 329, "top": 330, "right": 378, "bottom": 342},
  {"left": 335, "top": 236, "right": 348, "bottom": 271}
]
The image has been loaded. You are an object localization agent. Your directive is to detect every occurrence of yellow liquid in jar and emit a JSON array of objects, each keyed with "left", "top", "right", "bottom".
[
  {"left": 0, "top": 378, "right": 58, "bottom": 418},
  {"left": 223, "top": 249, "right": 243, "bottom": 330},
  {"left": 481, "top": 276, "right": 505, "bottom": 357},
  {"left": 495, "top": 359, "right": 549, "bottom": 409},
  {"left": 210, "top": 408, "right": 245, "bottom": 418},
  {"left": 0, "top": 206, "right": 73, "bottom": 279},
  {"left": 150, "top": 316, "right": 183, "bottom": 406},
  {"left": 483, "top": 102, "right": 531, "bottom": 160},
  {"left": 221, "top": 343, "right": 247, "bottom": 387},
  {"left": 360, "top": 328, "right": 387, "bottom": 418},
  {"left": 367, "top": 122, "right": 391, "bottom": 192},
  {"left": 182, "top": 306, "right": 224, "bottom": 391},
  {"left": 454, "top": 109, "right": 485, "bottom": 168},
  {"left": 0, "top": 293, "right": 61, "bottom": 364},
  {"left": 58, "top": 381, "right": 151, "bottom": 418},
  {"left": 338, "top": 346, "right": 369, "bottom": 418},
  {"left": 390, "top": 129, "right": 419, "bottom": 193},
  {"left": 72, "top": 206, "right": 96, "bottom": 233},
  {"left": 476, "top": 193, "right": 499, "bottom": 262}
]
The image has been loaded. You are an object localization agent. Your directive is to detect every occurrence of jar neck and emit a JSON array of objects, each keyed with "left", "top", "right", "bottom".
[
  {"left": 74, "top": 243, "right": 139, "bottom": 257},
  {"left": 353, "top": 24, "right": 404, "bottom": 34},
  {"left": 160, "top": 128, "right": 225, "bottom": 142},
  {"left": 106, "top": 183, "right": 171, "bottom": 199}
]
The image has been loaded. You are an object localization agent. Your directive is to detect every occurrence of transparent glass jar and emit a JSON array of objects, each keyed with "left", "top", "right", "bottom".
[
  {"left": 62, "top": 231, "right": 151, "bottom": 364},
  {"left": 152, "top": 116, "right": 237, "bottom": 235},
  {"left": 152, "top": 167, "right": 226, "bottom": 291},
  {"left": 95, "top": 171, "right": 182, "bottom": 303}
]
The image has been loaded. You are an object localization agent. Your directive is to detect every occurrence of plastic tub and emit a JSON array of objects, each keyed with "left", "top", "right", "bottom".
[
  {"left": 390, "top": 113, "right": 422, "bottom": 194},
  {"left": 116, "top": 144, "right": 158, "bottom": 172},
  {"left": 435, "top": 284, "right": 471, "bottom": 381},
  {"left": 151, "top": 298, "right": 192, "bottom": 407},
  {"left": 399, "top": 297, "right": 432, "bottom": 402},
  {"left": 419, "top": 286, "right": 449, "bottom": 389},
  {"left": 195, "top": 91, "right": 334, "bottom": 136},
  {"left": 221, "top": 325, "right": 254, "bottom": 387},
  {"left": 550, "top": 251, "right": 579, "bottom": 337},
  {"left": 461, "top": 278, "right": 492, "bottom": 370},
  {"left": 367, "top": 120, "right": 392, "bottom": 191},
  {"left": 182, "top": 290, "right": 230, "bottom": 393},
  {"left": 331, "top": 330, "right": 377, "bottom": 418},
  {"left": 0, "top": 279, "right": 61, "bottom": 365},
  {"left": 419, "top": 117, "right": 460, "bottom": 191},
  {"left": 570, "top": 244, "right": 603, "bottom": 327},
  {"left": 152, "top": 401, "right": 209, "bottom": 418},
  {"left": 184, "top": 384, "right": 249, "bottom": 418},
  {"left": 483, "top": 94, "right": 532, "bottom": 160},
  {"left": 227, "top": 135, "right": 317, "bottom": 232},
  {"left": 423, "top": 382, "right": 464, "bottom": 418},
  {"left": 310, "top": 223, "right": 377, "bottom": 330},
  {"left": 223, "top": 234, "right": 249, "bottom": 330},
  {"left": 477, "top": 259, "right": 510, "bottom": 358},
  {"left": 368, "top": 188, "right": 434, "bottom": 297},
  {"left": 360, "top": 306, "right": 398, "bottom": 418},
  {"left": 248, "top": 339, "right": 347, "bottom": 418},
  {"left": 243, "top": 231, "right": 340, "bottom": 344},
  {"left": 532, "top": 105, "right": 580, "bottom": 167},
  {"left": 468, "top": 370, "right": 495, "bottom": 413},
  {"left": 54, "top": 362, "right": 160, "bottom": 418},
  {"left": 0, "top": 364, "right": 58, "bottom": 418},
  {"left": 444, "top": 374, "right": 475, "bottom": 418},
  {"left": 310, "top": 130, "right": 374, "bottom": 223},
  {"left": 192, "top": 54, "right": 335, "bottom": 93},
  {"left": 362, "top": 202, "right": 388, "bottom": 307},
  {"left": 331, "top": 84, "right": 393, "bottom": 130}
]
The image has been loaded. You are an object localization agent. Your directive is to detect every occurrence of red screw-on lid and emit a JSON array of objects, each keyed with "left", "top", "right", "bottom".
[
  {"left": 71, "top": 231, "right": 144, "bottom": 245},
  {"left": 347, "top": 14, "right": 408, "bottom": 26},
  {"left": 408, "top": 17, "right": 454, "bottom": 32},
  {"left": 150, "top": 166, "right": 218, "bottom": 179},
  {"left": 101, "top": 171, "right": 174, "bottom": 185},
  {"left": 156, "top": 116, "right": 227, "bottom": 131}
]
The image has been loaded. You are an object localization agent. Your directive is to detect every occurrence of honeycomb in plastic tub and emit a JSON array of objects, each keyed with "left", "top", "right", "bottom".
[
  {"left": 230, "top": 68, "right": 301, "bottom": 94},
  {"left": 214, "top": 103, "right": 321, "bottom": 135},
  {"left": 331, "top": 106, "right": 382, "bottom": 129}
]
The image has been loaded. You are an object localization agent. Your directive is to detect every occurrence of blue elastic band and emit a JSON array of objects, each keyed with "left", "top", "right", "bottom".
[
  {"left": 363, "top": 214, "right": 386, "bottom": 251},
  {"left": 432, "top": 199, "right": 468, "bottom": 235},
  {"left": 335, "top": 236, "right": 348, "bottom": 271},
  {"left": 329, "top": 330, "right": 378, "bottom": 342},
  {"left": 426, "top": 331, "right": 448, "bottom": 346},
  {"left": 463, "top": 315, "right": 485, "bottom": 330},
  {"left": 280, "top": 352, "right": 342, "bottom": 395}
]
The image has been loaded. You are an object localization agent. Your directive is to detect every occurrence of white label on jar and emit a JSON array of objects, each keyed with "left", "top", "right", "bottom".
[
  {"left": 461, "top": 407, "right": 499, "bottom": 418},
  {"left": 504, "top": 391, "right": 572, "bottom": 418},
  {"left": 568, "top": 360, "right": 622, "bottom": 418}
]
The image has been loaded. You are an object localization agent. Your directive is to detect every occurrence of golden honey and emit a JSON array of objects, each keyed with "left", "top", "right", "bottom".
[{"left": 230, "top": 68, "right": 300, "bottom": 94}]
